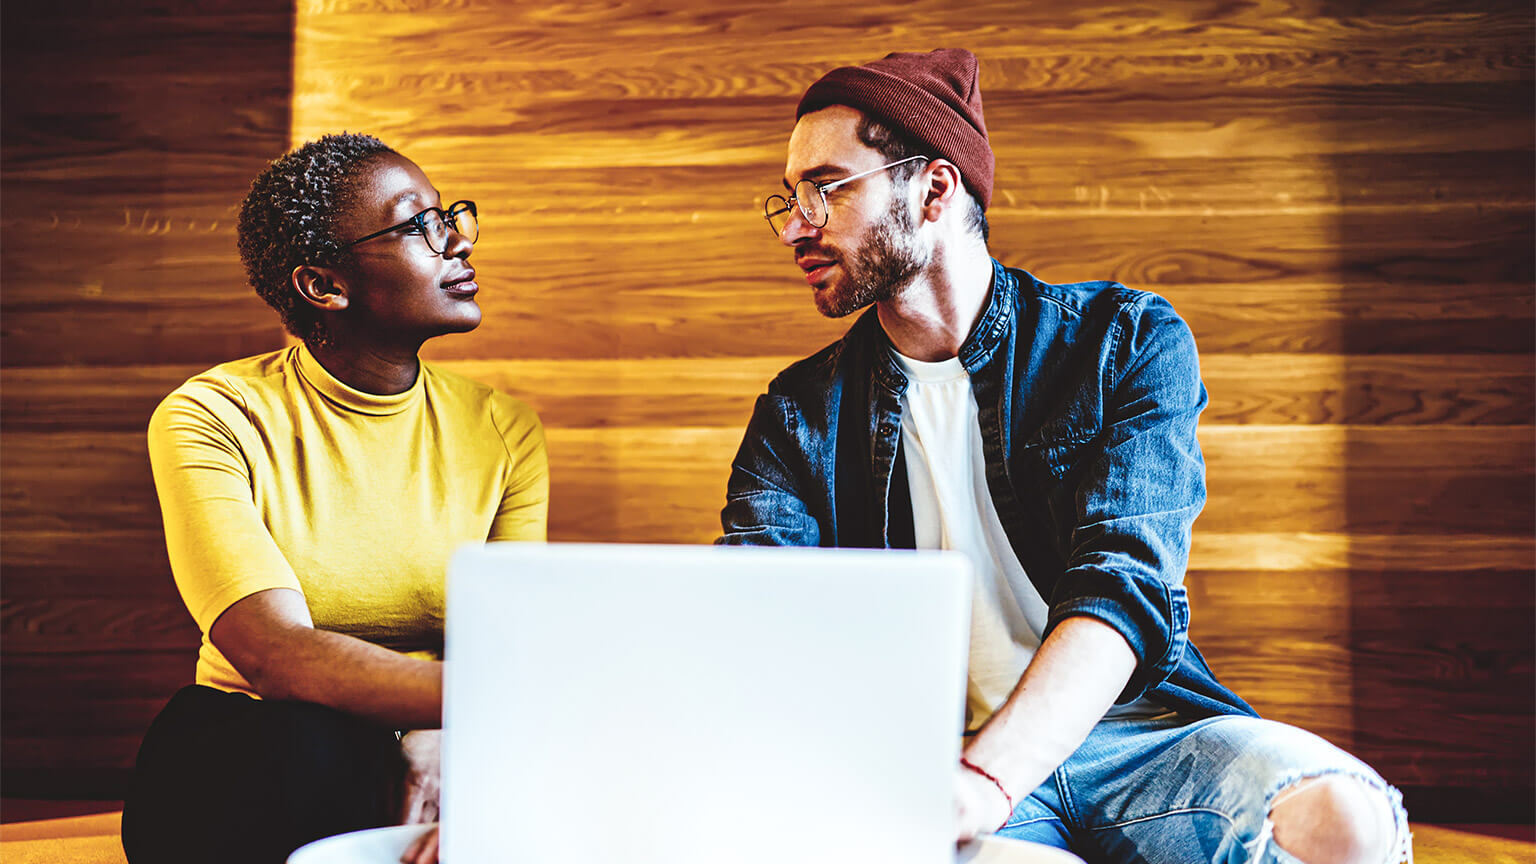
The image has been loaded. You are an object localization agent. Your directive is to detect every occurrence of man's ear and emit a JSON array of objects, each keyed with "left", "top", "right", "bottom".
[
  {"left": 918, "top": 159, "right": 963, "bottom": 224},
  {"left": 291, "top": 264, "right": 349, "bottom": 312}
]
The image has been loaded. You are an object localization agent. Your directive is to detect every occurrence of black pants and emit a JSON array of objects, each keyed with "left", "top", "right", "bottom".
[{"left": 122, "top": 685, "right": 404, "bottom": 864}]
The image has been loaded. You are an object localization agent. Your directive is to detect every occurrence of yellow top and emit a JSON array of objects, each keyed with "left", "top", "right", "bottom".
[{"left": 147, "top": 343, "right": 549, "bottom": 696}]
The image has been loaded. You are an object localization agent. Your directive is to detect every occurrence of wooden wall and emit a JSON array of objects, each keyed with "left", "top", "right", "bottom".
[
  {"left": 0, "top": 1, "right": 295, "bottom": 797},
  {"left": 3, "top": 0, "right": 1532, "bottom": 818}
]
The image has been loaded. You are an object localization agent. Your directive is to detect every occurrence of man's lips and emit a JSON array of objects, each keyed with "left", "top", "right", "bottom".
[
  {"left": 797, "top": 257, "right": 837, "bottom": 286},
  {"left": 441, "top": 269, "right": 478, "bottom": 295}
]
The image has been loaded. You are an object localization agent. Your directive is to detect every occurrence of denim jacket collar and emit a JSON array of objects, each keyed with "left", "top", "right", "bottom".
[
  {"left": 869, "top": 257, "right": 1016, "bottom": 396},
  {"left": 959, "top": 259, "right": 1017, "bottom": 374}
]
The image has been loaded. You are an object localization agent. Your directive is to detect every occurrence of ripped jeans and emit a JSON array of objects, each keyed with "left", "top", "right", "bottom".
[{"left": 994, "top": 713, "right": 1411, "bottom": 863}]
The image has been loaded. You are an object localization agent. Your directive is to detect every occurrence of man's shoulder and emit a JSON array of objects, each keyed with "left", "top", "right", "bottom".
[
  {"left": 1006, "top": 266, "right": 1166, "bottom": 322},
  {"left": 762, "top": 307, "right": 880, "bottom": 401}
]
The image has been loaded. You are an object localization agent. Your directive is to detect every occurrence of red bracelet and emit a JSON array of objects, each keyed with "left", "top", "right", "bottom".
[{"left": 960, "top": 757, "right": 1015, "bottom": 817}]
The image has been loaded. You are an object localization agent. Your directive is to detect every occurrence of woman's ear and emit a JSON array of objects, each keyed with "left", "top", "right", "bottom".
[{"left": 291, "top": 265, "right": 349, "bottom": 312}]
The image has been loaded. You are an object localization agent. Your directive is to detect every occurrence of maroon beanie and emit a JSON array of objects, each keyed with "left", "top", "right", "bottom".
[{"left": 796, "top": 48, "right": 993, "bottom": 210}]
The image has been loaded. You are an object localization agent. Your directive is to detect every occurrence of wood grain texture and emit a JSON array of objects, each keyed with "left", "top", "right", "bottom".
[
  {"left": 4, "top": 352, "right": 1529, "bottom": 437},
  {"left": 288, "top": 0, "right": 1536, "bottom": 814},
  {"left": 4, "top": 425, "right": 1530, "bottom": 536},
  {"left": 0, "top": 0, "right": 293, "bottom": 798},
  {"left": 0, "top": 0, "right": 1529, "bottom": 813}
]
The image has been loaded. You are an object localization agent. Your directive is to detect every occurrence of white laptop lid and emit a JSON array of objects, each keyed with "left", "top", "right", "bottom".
[{"left": 443, "top": 542, "right": 972, "bottom": 864}]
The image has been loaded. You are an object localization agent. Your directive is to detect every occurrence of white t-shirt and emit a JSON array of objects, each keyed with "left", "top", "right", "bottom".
[{"left": 892, "top": 349, "right": 1163, "bottom": 729}]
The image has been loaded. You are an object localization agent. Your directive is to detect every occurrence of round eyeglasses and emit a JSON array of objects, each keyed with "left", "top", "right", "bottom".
[
  {"left": 347, "top": 200, "right": 479, "bottom": 255},
  {"left": 763, "top": 156, "right": 927, "bottom": 237}
]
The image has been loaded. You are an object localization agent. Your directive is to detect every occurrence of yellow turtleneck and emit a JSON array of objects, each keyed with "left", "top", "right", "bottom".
[{"left": 147, "top": 343, "right": 548, "bottom": 696}]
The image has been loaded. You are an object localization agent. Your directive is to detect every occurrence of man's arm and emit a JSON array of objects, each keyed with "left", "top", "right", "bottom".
[
  {"left": 957, "top": 293, "right": 1209, "bottom": 838},
  {"left": 717, "top": 390, "right": 823, "bottom": 546},
  {"left": 954, "top": 615, "right": 1136, "bottom": 840}
]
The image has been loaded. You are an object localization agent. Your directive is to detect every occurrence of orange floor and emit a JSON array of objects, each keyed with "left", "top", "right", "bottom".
[{"left": 0, "top": 807, "right": 1531, "bottom": 863}]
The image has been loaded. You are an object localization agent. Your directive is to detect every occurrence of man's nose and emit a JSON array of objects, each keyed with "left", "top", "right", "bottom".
[{"left": 779, "top": 205, "right": 820, "bottom": 247}]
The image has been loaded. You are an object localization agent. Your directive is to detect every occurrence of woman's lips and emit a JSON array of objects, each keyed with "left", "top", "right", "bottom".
[{"left": 442, "top": 274, "right": 478, "bottom": 296}]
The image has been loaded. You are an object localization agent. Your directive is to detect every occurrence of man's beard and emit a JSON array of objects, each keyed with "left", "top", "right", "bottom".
[{"left": 812, "top": 193, "right": 927, "bottom": 319}]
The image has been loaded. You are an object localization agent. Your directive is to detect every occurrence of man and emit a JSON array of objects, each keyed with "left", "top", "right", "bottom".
[{"left": 718, "top": 49, "right": 1409, "bottom": 863}]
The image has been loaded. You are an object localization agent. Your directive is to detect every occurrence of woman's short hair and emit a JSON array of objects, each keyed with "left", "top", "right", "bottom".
[{"left": 237, "top": 133, "right": 396, "bottom": 344}]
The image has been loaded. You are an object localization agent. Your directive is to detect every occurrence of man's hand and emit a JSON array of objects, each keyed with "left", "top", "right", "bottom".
[
  {"left": 954, "top": 762, "right": 1012, "bottom": 845},
  {"left": 398, "top": 729, "right": 442, "bottom": 825},
  {"left": 400, "top": 825, "right": 439, "bottom": 864}
]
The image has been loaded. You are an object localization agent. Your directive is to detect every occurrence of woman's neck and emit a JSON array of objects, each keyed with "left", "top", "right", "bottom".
[{"left": 305, "top": 339, "right": 422, "bottom": 395}]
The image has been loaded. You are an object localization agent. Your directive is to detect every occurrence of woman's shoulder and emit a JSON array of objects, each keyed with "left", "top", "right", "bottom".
[
  {"left": 151, "top": 347, "right": 298, "bottom": 431},
  {"left": 420, "top": 361, "right": 545, "bottom": 443}
]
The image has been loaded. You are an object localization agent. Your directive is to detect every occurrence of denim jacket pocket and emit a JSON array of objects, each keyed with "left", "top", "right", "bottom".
[{"left": 1018, "top": 413, "right": 1101, "bottom": 480}]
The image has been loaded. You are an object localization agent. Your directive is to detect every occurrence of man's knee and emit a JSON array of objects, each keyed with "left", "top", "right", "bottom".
[{"left": 1268, "top": 774, "right": 1402, "bottom": 864}]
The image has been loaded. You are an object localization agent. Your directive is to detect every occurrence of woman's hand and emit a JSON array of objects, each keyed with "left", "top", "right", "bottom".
[
  {"left": 401, "top": 825, "right": 439, "bottom": 864},
  {"left": 399, "top": 729, "right": 442, "bottom": 825}
]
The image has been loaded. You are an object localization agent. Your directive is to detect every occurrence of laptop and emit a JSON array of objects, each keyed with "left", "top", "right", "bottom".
[{"left": 441, "top": 542, "right": 973, "bottom": 864}]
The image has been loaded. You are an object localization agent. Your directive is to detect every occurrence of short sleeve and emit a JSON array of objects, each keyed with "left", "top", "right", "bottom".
[
  {"left": 147, "top": 381, "right": 303, "bottom": 633},
  {"left": 487, "top": 395, "right": 549, "bottom": 543}
]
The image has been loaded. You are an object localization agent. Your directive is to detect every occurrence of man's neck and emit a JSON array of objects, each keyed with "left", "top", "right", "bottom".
[{"left": 876, "top": 242, "right": 993, "bottom": 362}]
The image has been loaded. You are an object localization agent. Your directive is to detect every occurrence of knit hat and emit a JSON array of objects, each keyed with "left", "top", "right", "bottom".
[{"left": 796, "top": 48, "right": 993, "bottom": 210}]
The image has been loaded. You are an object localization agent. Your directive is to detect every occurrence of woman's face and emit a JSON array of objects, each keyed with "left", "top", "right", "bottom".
[{"left": 329, "top": 153, "right": 481, "bottom": 345}]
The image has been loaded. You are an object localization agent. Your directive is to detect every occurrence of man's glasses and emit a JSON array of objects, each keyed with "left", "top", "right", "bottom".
[
  {"left": 763, "top": 156, "right": 927, "bottom": 237},
  {"left": 347, "top": 200, "right": 479, "bottom": 255}
]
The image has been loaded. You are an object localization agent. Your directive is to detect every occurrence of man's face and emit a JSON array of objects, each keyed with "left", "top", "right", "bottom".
[{"left": 780, "top": 106, "right": 927, "bottom": 318}]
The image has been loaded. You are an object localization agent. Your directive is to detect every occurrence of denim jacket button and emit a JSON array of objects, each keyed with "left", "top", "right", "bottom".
[{"left": 878, "top": 422, "right": 895, "bottom": 437}]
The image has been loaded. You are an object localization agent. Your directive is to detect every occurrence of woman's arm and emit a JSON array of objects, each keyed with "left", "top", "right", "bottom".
[
  {"left": 149, "top": 383, "right": 442, "bottom": 728},
  {"left": 210, "top": 588, "right": 442, "bottom": 729}
]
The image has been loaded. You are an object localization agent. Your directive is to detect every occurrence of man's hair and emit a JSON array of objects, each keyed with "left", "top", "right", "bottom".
[
  {"left": 236, "top": 133, "right": 397, "bottom": 344},
  {"left": 854, "top": 114, "right": 989, "bottom": 244}
]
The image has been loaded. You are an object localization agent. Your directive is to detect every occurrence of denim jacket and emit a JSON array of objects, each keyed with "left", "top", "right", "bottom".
[{"left": 718, "top": 260, "right": 1256, "bottom": 720}]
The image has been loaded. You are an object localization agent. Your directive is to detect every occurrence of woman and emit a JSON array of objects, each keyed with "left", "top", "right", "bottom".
[{"left": 121, "top": 133, "right": 546, "bottom": 864}]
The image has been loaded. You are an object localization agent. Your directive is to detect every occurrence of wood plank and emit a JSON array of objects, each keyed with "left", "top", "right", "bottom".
[
  {"left": 433, "top": 281, "right": 1531, "bottom": 367},
  {"left": 0, "top": 532, "right": 173, "bottom": 598},
  {"left": 1193, "top": 611, "right": 1532, "bottom": 716},
  {"left": 1167, "top": 283, "right": 1533, "bottom": 355},
  {"left": 28, "top": 354, "right": 1536, "bottom": 439},
  {"left": 292, "top": 87, "right": 1536, "bottom": 165},
  {"left": 0, "top": 300, "right": 285, "bottom": 368},
  {"left": 0, "top": 651, "right": 190, "bottom": 741},
  {"left": 6, "top": 274, "right": 1529, "bottom": 367},
  {"left": 1352, "top": 710, "right": 1535, "bottom": 787},
  {"left": 11, "top": 206, "right": 1528, "bottom": 300},
  {"left": 12, "top": 151, "right": 1529, "bottom": 231},
  {"left": 1188, "top": 532, "right": 1535, "bottom": 573},
  {"left": 1198, "top": 355, "right": 1536, "bottom": 425},
  {"left": 1186, "top": 566, "right": 1535, "bottom": 608},
  {"left": 5, "top": 426, "right": 1529, "bottom": 535},
  {"left": 288, "top": 45, "right": 1536, "bottom": 101},
  {"left": 5, "top": 353, "right": 1532, "bottom": 435},
  {"left": 3, "top": 529, "right": 1527, "bottom": 605},
  {"left": 292, "top": 1, "right": 1533, "bottom": 93},
  {"left": 0, "top": 366, "right": 204, "bottom": 434},
  {"left": 1198, "top": 425, "right": 1535, "bottom": 471},
  {"left": 2, "top": 598, "right": 197, "bottom": 653}
]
